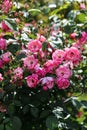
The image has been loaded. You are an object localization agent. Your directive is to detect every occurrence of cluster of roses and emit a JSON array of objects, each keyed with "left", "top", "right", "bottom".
[
  {"left": 0, "top": 0, "right": 87, "bottom": 91},
  {"left": 0, "top": 22, "right": 87, "bottom": 90}
]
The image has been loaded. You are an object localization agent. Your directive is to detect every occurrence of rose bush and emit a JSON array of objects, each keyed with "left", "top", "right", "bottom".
[{"left": 0, "top": 0, "right": 87, "bottom": 130}]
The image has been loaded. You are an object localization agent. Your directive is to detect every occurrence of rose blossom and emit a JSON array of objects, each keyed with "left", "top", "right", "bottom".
[
  {"left": 26, "top": 74, "right": 38, "bottom": 88},
  {"left": 64, "top": 47, "right": 81, "bottom": 64},
  {"left": 52, "top": 49, "right": 65, "bottom": 63},
  {"left": 43, "top": 60, "right": 60, "bottom": 74},
  {"left": 35, "top": 66, "right": 46, "bottom": 78},
  {"left": 22, "top": 55, "right": 38, "bottom": 71},
  {"left": 56, "top": 77, "right": 70, "bottom": 89},
  {"left": 40, "top": 77, "right": 54, "bottom": 89},
  {"left": 2, "top": 52, "right": 12, "bottom": 64},
  {"left": 0, "top": 73, "right": 3, "bottom": 82},
  {"left": 0, "top": 38, "right": 6, "bottom": 50},
  {"left": 56, "top": 66, "right": 72, "bottom": 79},
  {"left": 28, "top": 40, "right": 42, "bottom": 52},
  {"left": 1, "top": 21, "right": 10, "bottom": 32},
  {"left": 1, "top": 0, "right": 12, "bottom": 14},
  {"left": 78, "top": 31, "right": 87, "bottom": 45},
  {"left": 13, "top": 67, "right": 23, "bottom": 81},
  {"left": 80, "top": 3, "right": 86, "bottom": 10},
  {"left": 70, "top": 32, "right": 77, "bottom": 39}
]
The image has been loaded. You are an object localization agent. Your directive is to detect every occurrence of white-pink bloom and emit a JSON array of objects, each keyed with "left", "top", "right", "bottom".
[
  {"left": 0, "top": 38, "right": 6, "bottom": 50},
  {"left": 40, "top": 77, "right": 54, "bottom": 89},
  {"left": 52, "top": 49, "right": 65, "bottom": 63},
  {"left": 26, "top": 74, "right": 38, "bottom": 88},
  {"left": 56, "top": 77, "right": 70, "bottom": 89},
  {"left": 28, "top": 39, "right": 42, "bottom": 52},
  {"left": 56, "top": 66, "right": 72, "bottom": 79},
  {"left": 22, "top": 55, "right": 38, "bottom": 71},
  {"left": 0, "top": 73, "right": 3, "bottom": 82},
  {"left": 13, "top": 67, "right": 23, "bottom": 81},
  {"left": 35, "top": 66, "right": 46, "bottom": 78},
  {"left": 80, "top": 3, "right": 86, "bottom": 10}
]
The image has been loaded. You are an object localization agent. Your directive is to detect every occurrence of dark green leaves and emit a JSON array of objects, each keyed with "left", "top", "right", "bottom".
[{"left": 12, "top": 116, "right": 22, "bottom": 130}]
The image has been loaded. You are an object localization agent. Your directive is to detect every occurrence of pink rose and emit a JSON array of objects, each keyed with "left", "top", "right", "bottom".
[
  {"left": 0, "top": 73, "right": 3, "bottom": 82},
  {"left": 2, "top": 52, "right": 12, "bottom": 64},
  {"left": 26, "top": 74, "right": 38, "bottom": 88},
  {"left": 28, "top": 40, "right": 42, "bottom": 53},
  {"left": 80, "top": 3, "right": 86, "bottom": 10},
  {"left": 35, "top": 66, "right": 46, "bottom": 78},
  {"left": 1, "top": 21, "right": 10, "bottom": 32},
  {"left": 44, "top": 60, "right": 60, "bottom": 74},
  {"left": 70, "top": 32, "right": 77, "bottom": 39},
  {"left": 13, "top": 67, "right": 23, "bottom": 81},
  {"left": 78, "top": 31, "right": 87, "bottom": 45},
  {"left": 52, "top": 49, "right": 65, "bottom": 63},
  {"left": 56, "top": 66, "right": 72, "bottom": 79},
  {"left": 1, "top": 0, "right": 12, "bottom": 14},
  {"left": 40, "top": 77, "right": 54, "bottom": 89},
  {"left": 64, "top": 47, "right": 81, "bottom": 64},
  {"left": 22, "top": 55, "right": 38, "bottom": 71},
  {"left": 56, "top": 77, "right": 70, "bottom": 89},
  {"left": 0, "top": 38, "right": 6, "bottom": 50}
]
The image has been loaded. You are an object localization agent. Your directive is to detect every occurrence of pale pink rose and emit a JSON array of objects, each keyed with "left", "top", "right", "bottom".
[
  {"left": 0, "top": 59, "right": 4, "bottom": 68},
  {"left": 70, "top": 32, "right": 77, "bottom": 39},
  {"left": 43, "top": 60, "right": 60, "bottom": 74},
  {"left": 78, "top": 31, "right": 87, "bottom": 44},
  {"left": 1, "top": 0, "right": 12, "bottom": 13},
  {"left": 40, "top": 77, "right": 54, "bottom": 89},
  {"left": 52, "top": 49, "right": 65, "bottom": 63},
  {"left": 0, "top": 73, "right": 3, "bottom": 82},
  {"left": 1, "top": 21, "right": 10, "bottom": 32},
  {"left": 56, "top": 66, "right": 72, "bottom": 79},
  {"left": 35, "top": 66, "right": 46, "bottom": 78},
  {"left": 26, "top": 74, "right": 38, "bottom": 88},
  {"left": 80, "top": 3, "right": 86, "bottom": 10},
  {"left": 64, "top": 47, "right": 81, "bottom": 64},
  {"left": 28, "top": 40, "right": 42, "bottom": 52},
  {"left": 37, "top": 34, "right": 46, "bottom": 43},
  {"left": 56, "top": 77, "right": 70, "bottom": 89},
  {"left": 22, "top": 55, "right": 38, "bottom": 71},
  {"left": 2, "top": 52, "right": 12, "bottom": 64},
  {"left": 0, "top": 38, "right": 6, "bottom": 50},
  {"left": 13, "top": 67, "right": 23, "bottom": 81}
]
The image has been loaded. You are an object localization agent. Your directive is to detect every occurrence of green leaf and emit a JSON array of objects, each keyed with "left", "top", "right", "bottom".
[
  {"left": 16, "top": 53, "right": 26, "bottom": 60},
  {"left": 0, "top": 124, "right": 4, "bottom": 130},
  {"left": 76, "top": 13, "right": 86, "bottom": 23},
  {"left": 12, "top": 116, "right": 22, "bottom": 130},
  {"left": 46, "top": 115, "right": 58, "bottom": 130},
  {"left": 28, "top": 9, "right": 41, "bottom": 16},
  {"left": 5, "top": 123, "right": 13, "bottom": 130},
  {"left": 30, "top": 107, "right": 39, "bottom": 118},
  {"left": 42, "top": 42, "right": 48, "bottom": 51},
  {"left": 7, "top": 44, "right": 21, "bottom": 54},
  {"left": 5, "top": 19, "right": 17, "bottom": 31},
  {"left": 40, "top": 110, "right": 50, "bottom": 118}
]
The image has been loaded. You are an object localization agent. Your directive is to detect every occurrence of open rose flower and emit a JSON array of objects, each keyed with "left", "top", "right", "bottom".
[
  {"left": 22, "top": 55, "right": 38, "bottom": 71},
  {"left": 0, "top": 38, "right": 6, "bottom": 50},
  {"left": 52, "top": 49, "right": 65, "bottom": 64},
  {"left": 56, "top": 66, "right": 72, "bottom": 79},
  {"left": 64, "top": 47, "right": 81, "bottom": 65},
  {"left": 28, "top": 40, "right": 42, "bottom": 53},
  {"left": 1, "top": 0, "right": 12, "bottom": 14},
  {"left": 40, "top": 77, "right": 54, "bottom": 89},
  {"left": 12, "top": 67, "right": 23, "bottom": 81},
  {"left": 26, "top": 74, "right": 38, "bottom": 88},
  {"left": 2, "top": 52, "right": 12, "bottom": 64},
  {"left": 56, "top": 77, "right": 70, "bottom": 89}
]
